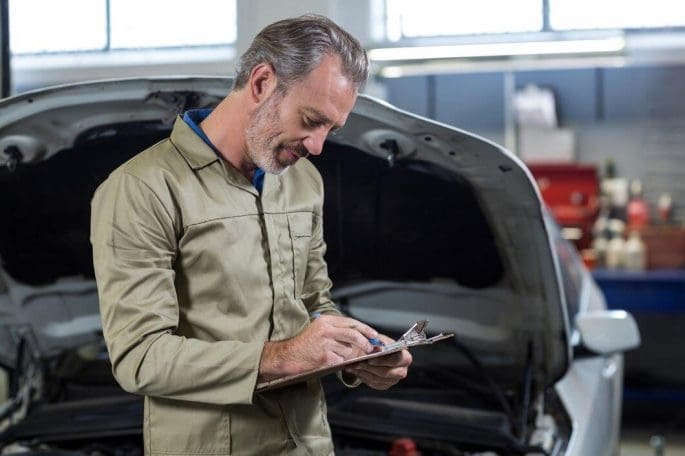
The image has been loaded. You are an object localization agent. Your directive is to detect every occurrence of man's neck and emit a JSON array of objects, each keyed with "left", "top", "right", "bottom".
[{"left": 199, "top": 91, "right": 256, "bottom": 180}]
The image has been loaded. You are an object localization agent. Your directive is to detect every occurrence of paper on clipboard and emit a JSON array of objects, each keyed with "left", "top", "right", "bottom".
[{"left": 255, "top": 320, "right": 454, "bottom": 393}]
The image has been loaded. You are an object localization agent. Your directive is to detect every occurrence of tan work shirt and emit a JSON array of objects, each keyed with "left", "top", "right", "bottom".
[{"left": 91, "top": 117, "right": 341, "bottom": 455}]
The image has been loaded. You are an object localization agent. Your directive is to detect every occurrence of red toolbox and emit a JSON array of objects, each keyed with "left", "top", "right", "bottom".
[{"left": 528, "top": 163, "right": 600, "bottom": 250}]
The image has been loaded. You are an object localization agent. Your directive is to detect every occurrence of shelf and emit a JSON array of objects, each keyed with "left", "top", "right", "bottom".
[{"left": 592, "top": 268, "right": 685, "bottom": 313}]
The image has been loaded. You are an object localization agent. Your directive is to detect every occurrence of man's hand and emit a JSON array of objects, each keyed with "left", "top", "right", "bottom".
[
  {"left": 259, "top": 314, "right": 378, "bottom": 381},
  {"left": 344, "top": 334, "right": 413, "bottom": 390}
]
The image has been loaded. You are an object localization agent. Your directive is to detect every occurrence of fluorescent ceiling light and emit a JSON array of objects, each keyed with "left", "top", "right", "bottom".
[
  {"left": 377, "top": 55, "right": 628, "bottom": 78},
  {"left": 369, "top": 37, "right": 626, "bottom": 61}
]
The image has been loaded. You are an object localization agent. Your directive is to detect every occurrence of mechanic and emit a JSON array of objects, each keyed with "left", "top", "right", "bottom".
[{"left": 90, "top": 14, "right": 412, "bottom": 455}]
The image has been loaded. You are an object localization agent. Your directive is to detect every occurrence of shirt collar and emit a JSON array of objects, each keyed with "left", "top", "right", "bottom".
[
  {"left": 181, "top": 109, "right": 266, "bottom": 192},
  {"left": 182, "top": 109, "right": 217, "bottom": 152},
  {"left": 170, "top": 116, "right": 220, "bottom": 170}
]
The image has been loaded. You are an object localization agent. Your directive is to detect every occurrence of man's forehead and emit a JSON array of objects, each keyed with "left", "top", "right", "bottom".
[{"left": 285, "top": 60, "right": 357, "bottom": 125}]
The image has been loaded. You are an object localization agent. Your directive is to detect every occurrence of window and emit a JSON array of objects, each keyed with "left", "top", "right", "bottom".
[
  {"left": 384, "top": 0, "right": 685, "bottom": 42},
  {"left": 550, "top": 0, "right": 685, "bottom": 30},
  {"left": 109, "top": 0, "right": 237, "bottom": 49},
  {"left": 9, "top": 0, "right": 107, "bottom": 54},
  {"left": 9, "top": 0, "right": 236, "bottom": 55},
  {"left": 385, "top": 0, "right": 543, "bottom": 41}
]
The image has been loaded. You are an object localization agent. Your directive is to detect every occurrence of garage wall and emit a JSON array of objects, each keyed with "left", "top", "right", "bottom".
[{"left": 382, "top": 63, "right": 685, "bottom": 223}]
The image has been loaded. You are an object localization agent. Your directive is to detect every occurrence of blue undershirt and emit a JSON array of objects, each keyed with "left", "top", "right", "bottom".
[{"left": 182, "top": 109, "right": 265, "bottom": 193}]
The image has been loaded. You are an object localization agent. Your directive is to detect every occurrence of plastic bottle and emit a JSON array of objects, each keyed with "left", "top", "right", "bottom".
[
  {"left": 623, "top": 230, "right": 647, "bottom": 271},
  {"left": 658, "top": 193, "right": 673, "bottom": 223},
  {"left": 627, "top": 179, "right": 649, "bottom": 229},
  {"left": 592, "top": 229, "right": 609, "bottom": 267},
  {"left": 591, "top": 195, "right": 611, "bottom": 267},
  {"left": 601, "top": 159, "right": 629, "bottom": 221},
  {"left": 605, "top": 219, "right": 626, "bottom": 269},
  {"left": 593, "top": 195, "right": 610, "bottom": 239}
]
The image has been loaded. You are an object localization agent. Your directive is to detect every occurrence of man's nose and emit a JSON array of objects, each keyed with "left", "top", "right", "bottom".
[{"left": 303, "top": 129, "right": 328, "bottom": 156}]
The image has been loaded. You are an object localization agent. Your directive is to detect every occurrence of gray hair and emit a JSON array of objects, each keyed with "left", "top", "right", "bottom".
[{"left": 233, "top": 14, "right": 368, "bottom": 92}]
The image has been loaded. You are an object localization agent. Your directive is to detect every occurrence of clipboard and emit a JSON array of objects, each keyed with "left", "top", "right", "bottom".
[{"left": 255, "top": 320, "right": 454, "bottom": 393}]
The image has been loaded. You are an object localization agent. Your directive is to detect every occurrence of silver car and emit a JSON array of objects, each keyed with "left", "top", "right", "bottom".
[{"left": 0, "top": 78, "right": 639, "bottom": 455}]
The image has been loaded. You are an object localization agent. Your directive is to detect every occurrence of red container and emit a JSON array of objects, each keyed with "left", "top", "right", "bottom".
[{"left": 528, "top": 163, "right": 600, "bottom": 250}]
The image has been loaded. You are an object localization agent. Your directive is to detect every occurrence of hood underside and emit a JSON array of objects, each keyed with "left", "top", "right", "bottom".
[{"left": 0, "top": 77, "right": 569, "bottom": 389}]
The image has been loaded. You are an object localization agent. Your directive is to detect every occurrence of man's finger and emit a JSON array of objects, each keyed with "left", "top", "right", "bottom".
[
  {"left": 331, "top": 342, "right": 367, "bottom": 360},
  {"left": 325, "top": 315, "right": 378, "bottom": 339},
  {"left": 351, "top": 367, "right": 399, "bottom": 390},
  {"left": 330, "top": 327, "right": 373, "bottom": 354},
  {"left": 354, "top": 363, "right": 408, "bottom": 380}
]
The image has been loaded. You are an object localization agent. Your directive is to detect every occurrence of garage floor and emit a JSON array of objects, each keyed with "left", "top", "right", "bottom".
[
  {"left": 621, "top": 400, "right": 685, "bottom": 455},
  {"left": 621, "top": 429, "right": 685, "bottom": 455},
  {"left": 621, "top": 429, "right": 685, "bottom": 456}
]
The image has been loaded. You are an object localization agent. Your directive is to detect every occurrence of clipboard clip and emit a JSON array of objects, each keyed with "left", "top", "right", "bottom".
[
  {"left": 383, "top": 320, "right": 449, "bottom": 351},
  {"left": 399, "top": 320, "right": 428, "bottom": 343}
]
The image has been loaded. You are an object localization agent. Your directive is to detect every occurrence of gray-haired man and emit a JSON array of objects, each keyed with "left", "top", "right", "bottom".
[{"left": 91, "top": 14, "right": 412, "bottom": 455}]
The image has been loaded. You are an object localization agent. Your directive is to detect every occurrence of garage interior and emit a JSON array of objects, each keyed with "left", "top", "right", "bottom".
[{"left": 1, "top": 1, "right": 685, "bottom": 455}]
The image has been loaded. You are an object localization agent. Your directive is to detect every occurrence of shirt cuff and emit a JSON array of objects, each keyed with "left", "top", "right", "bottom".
[{"left": 337, "top": 370, "right": 362, "bottom": 388}]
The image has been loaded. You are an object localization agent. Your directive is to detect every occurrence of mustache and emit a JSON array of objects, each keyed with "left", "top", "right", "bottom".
[{"left": 280, "top": 142, "right": 309, "bottom": 158}]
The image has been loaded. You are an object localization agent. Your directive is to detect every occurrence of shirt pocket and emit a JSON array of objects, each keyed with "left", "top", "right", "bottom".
[
  {"left": 287, "top": 212, "right": 313, "bottom": 297},
  {"left": 149, "top": 397, "right": 230, "bottom": 454}
]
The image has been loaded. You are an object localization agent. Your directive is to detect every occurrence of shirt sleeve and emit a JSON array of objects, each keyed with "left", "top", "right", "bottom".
[{"left": 90, "top": 171, "right": 263, "bottom": 405}]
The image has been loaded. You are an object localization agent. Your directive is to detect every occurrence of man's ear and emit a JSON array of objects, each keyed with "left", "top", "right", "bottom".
[{"left": 248, "top": 63, "right": 277, "bottom": 104}]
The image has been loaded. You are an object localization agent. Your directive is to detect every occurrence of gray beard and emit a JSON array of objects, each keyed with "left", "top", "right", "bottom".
[{"left": 244, "top": 93, "right": 290, "bottom": 175}]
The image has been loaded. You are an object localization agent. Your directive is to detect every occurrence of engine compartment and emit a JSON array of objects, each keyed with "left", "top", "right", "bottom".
[{"left": 0, "top": 121, "right": 504, "bottom": 290}]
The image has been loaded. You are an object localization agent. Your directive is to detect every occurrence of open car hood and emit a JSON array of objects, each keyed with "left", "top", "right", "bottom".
[{"left": 0, "top": 77, "right": 571, "bottom": 392}]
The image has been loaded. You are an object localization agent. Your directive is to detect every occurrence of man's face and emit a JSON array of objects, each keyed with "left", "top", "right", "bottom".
[{"left": 245, "top": 55, "right": 358, "bottom": 175}]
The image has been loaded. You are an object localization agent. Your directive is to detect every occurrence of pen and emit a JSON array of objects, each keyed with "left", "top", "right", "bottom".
[{"left": 368, "top": 337, "right": 385, "bottom": 347}]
